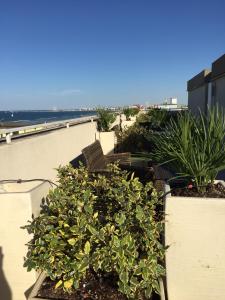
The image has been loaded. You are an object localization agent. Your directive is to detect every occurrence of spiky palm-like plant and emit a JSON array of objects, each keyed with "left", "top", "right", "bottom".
[{"left": 153, "top": 106, "right": 225, "bottom": 189}]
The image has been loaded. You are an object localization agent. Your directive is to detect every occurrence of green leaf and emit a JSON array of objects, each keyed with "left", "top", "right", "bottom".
[
  {"left": 64, "top": 278, "right": 73, "bottom": 289},
  {"left": 145, "top": 286, "right": 152, "bottom": 298},
  {"left": 93, "top": 212, "right": 98, "bottom": 218},
  {"left": 136, "top": 205, "right": 144, "bottom": 221},
  {"left": 130, "top": 276, "right": 139, "bottom": 286},
  {"left": 87, "top": 225, "right": 97, "bottom": 235},
  {"left": 115, "top": 213, "right": 126, "bottom": 225},
  {"left": 84, "top": 241, "right": 91, "bottom": 254},
  {"left": 79, "top": 259, "right": 89, "bottom": 272},
  {"left": 75, "top": 251, "right": 85, "bottom": 260},
  {"left": 49, "top": 256, "right": 55, "bottom": 263},
  {"left": 55, "top": 280, "right": 63, "bottom": 289},
  {"left": 119, "top": 270, "right": 128, "bottom": 284},
  {"left": 68, "top": 238, "right": 76, "bottom": 246}
]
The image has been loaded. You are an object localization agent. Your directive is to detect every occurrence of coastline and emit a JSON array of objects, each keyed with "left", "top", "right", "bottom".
[
  {"left": 0, "top": 121, "right": 31, "bottom": 129},
  {"left": 0, "top": 110, "right": 97, "bottom": 129}
]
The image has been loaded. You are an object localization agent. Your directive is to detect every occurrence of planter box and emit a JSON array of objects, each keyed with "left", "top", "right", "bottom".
[
  {"left": 0, "top": 181, "right": 50, "bottom": 300},
  {"left": 27, "top": 272, "right": 47, "bottom": 300},
  {"left": 95, "top": 131, "right": 115, "bottom": 155},
  {"left": 164, "top": 181, "right": 225, "bottom": 300},
  {"left": 28, "top": 272, "right": 165, "bottom": 300}
]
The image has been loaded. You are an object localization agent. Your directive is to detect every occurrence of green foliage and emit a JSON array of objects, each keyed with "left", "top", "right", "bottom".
[
  {"left": 123, "top": 107, "right": 140, "bottom": 120},
  {"left": 153, "top": 106, "right": 225, "bottom": 188},
  {"left": 96, "top": 108, "right": 116, "bottom": 132},
  {"left": 116, "top": 123, "right": 153, "bottom": 153},
  {"left": 23, "top": 164, "right": 164, "bottom": 299},
  {"left": 145, "top": 109, "right": 178, "bottom": 131}
]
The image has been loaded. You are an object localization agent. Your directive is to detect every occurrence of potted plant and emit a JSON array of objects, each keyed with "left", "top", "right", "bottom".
[
  {"left": 153, "top": 106, "right": 225, "bottom": 299},
  {"left": 121, "top": 108, "right": 140, "bottom": 130},
  {"left": 96, "top": 108, "right": 117, "bottom": 154},
  {"left": 123, "top": 108, "right": 139, "bottom": 121},
  {"left": 23, "top": 164, "right": 165, "bottom": 300}
]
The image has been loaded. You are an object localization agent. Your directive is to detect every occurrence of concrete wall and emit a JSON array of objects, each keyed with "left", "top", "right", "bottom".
[
  {"left": 188, "top": 55, "right": 225, "bottom": 114},
  {"left": 165, "top": 184, "right": 225, "bottom": 300},
  {"left": 213, "top": 76, "right": 225, "bottom": 109},
  {"left": 188, "top": 85, "right": 208, "bottom": 115},
  {"left": 0, "top": 181, "right": 50, "bottom": 300},
  {"left": 0, "top": 121, "right": 98, "bottom": 182},
  {"left": 187, "top": 69, "right": 211, "bottom": 115}
]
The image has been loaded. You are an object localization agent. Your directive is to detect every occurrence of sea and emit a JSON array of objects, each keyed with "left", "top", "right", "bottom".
[{"left": 0, "top": 110, "right": 96, "bottom": 128}]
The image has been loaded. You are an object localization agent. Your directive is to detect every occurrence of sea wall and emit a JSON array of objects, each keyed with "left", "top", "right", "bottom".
[{"left": 0, "top": 120, "right": 98, "bottom": 182}]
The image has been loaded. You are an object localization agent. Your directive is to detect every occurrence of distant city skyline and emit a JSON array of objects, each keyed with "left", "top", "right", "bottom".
[{"left": 0, "top": 0, "right": 225, "bottom": 110}]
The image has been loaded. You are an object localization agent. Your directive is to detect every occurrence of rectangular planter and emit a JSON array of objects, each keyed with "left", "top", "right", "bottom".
[
  {"left": 27, "top": 272, "right": 47, "bottom": 300},
  {"left": 0, "top": 181, "right": 50, "bottom": 300},
  {"left": 164, "top": 181, "right": 225, "bottom": 300},
  {"left": 95, "top": 131, "right": 115, "bottom": 155}
]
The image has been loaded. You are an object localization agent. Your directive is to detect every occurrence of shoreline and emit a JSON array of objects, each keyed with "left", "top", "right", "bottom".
[
  {"left": 0, "top": 111, "right": 97, "bottom": 129},
  {"left": 0, "top": 121, "right": 31, "bottom": 129}
]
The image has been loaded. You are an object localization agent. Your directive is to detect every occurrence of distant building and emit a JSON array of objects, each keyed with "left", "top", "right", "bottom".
[
  {"left": 168, "top": 97, "right": 177, "bottom": 105},
  {"left": 157, "top": 97, "right": 178, "bottom": 110},
  {"left": 187, "top": 54, "right": 225, "bottom": 114}
]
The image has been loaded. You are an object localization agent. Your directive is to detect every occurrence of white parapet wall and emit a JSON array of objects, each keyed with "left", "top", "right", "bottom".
[
  {"left": 0, "top": 181, "right": 51, "bottom": 300},
  {"left": 0, "top": 119, "right": 98, "bottom": 182}
]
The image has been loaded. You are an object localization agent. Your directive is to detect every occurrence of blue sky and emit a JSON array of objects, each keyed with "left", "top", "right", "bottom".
[{"left": 0, "top": 0, "right": 225, "bottom": 109}]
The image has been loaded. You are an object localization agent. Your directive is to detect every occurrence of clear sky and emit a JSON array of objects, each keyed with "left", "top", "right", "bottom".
[{"left": 0, "top": 0, "right": 225, "bottom": 110}]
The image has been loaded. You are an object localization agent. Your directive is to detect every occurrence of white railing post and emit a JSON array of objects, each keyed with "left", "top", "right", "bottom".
[{"left": 6, "top": 133, "right": 12, "bottom": 144}]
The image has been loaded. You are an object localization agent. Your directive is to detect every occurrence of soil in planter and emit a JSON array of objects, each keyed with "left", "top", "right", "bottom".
[
  {"left": 171, "top": 182, "right": 225, "bottom": 198},
  {"left": 37, "top": 270, "right": 160, "bottom": 300}
]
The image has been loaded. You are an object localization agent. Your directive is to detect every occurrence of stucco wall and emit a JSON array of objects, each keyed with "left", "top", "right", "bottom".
[
  {"left": 0, "top": 121, "right": 98, "bottom": 182},
  {"left": 188, "top": 85, "right": 207, "bottom": 115}
]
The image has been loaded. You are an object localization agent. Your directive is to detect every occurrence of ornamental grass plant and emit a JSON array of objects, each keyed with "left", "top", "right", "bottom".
[
  {"left": 153, "top": 106, "right": 225, "bottom": 189},
  {"left": 96, "top": 108, "right": 116, "bottom": 131},
  {"left": 123, "top": 107, "right": 140, "bottom": 121},
  {"left": 23, "top": 164, "right": 165, "bottom": 299}
]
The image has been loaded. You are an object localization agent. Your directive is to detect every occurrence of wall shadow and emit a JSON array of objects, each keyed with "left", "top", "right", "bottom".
[
  {"left": 0, "top": 246, "right": 12, "bottom": 300},
  {"left": 24, "top": 283, "right": 34, "bottom": 299}
]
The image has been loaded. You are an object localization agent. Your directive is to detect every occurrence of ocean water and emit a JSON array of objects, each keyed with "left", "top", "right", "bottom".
[{"left": 0, "top": 110, "right": 96, "bottom": 127}]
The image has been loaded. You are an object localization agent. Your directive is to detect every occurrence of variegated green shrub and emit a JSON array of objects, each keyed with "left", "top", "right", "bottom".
[{"left": 23, "top": 164, "right": 164, "bottom": 299}]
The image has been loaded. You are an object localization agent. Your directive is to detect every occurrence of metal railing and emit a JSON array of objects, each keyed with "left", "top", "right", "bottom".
[{"left": 0, "top": 115, "right": 98, "bottom": 144}]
